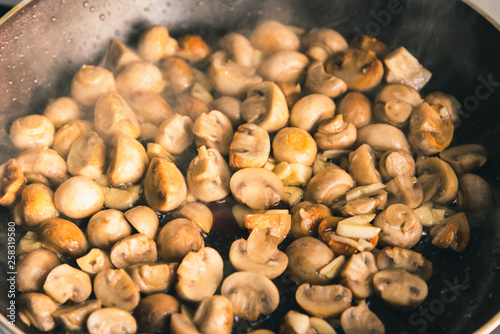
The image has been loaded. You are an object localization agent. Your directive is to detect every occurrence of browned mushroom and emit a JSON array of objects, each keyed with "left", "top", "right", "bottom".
[
  {"left": 348, "top": 144, "right": 382, "bottom": 186},
  {"left": 18, "top": 183, "right": 58, "bottom": 230},
  {"left": 52, "top": 120, "right": 93, "bottom": 159},
  {"left": 18, "top": 292, "right": 59, "bottom": 332},
  {"left": 250, "top": 20, "right": 300, "bottom": 55},
  {"left": 173, "top": 202, "right": 213, "bottom": 234},
  {"left": 289, "top": 203, "right": 331, "bottom": 239},
  {"left": 457, "top": 173, "right": 494, "bottom": 212},
  {"left": 229, "top": 123, "right": 270, "bottom": 170},
  {"left": 136, "top": 293, "right": 179, "bottom": 333},
  {"left": 243, "top": 209, "right": 292, "bottom": 243},
  {"left": 296, "top": 283, "right": 352, "bottom": 318},
  {"left": 87, "top": 209, "right": 131, "bottom": 249},
  {"left": 340, "top": 251, "right": 378, "bottom": 299},
  {"left": 16, "top": 249, "right": 61, "bottom": 292},
  {"left": 71, "top": 65, "right": 116, "bottom": 107},
  {"left": 289, "top": 94, "right": 336, "bottom": 133},
  {"left": 161, "top": 56, "right": 194, "bottom": 93},
  {"left": 220, "top": 32, "right": 263, "bottom": 69},
  {"left": 350, "top": 34, "right": 388, "bottom": 58},
  {"left": 87, "top": 307, "right": 138, "bottom": 334},
  {"left": 93, "top": 268, "right": 140, "bottom": 311},
  {"left": 417, "top": 157, "right": 458, "bottom": 204},
  {"left": 94, "top": 92, "right": 141, "bottom": 141},
  {"left": 137, "top": 25, "right": 177, "bottom": 62},
  {"left": 53, "top": 299, "right": 102, "bottom": 332},
  {"left": 9, "top": 114, "right": 54, "bottom": 150},
  {"left": 384, "top": 47, "right": 432, "bottom": 91},
  {"left": 193, "top": 110, "right": 234, "bottom": 156},
  {"left": 429, "top": 212, "right": 470, "bottom": 252},
  {"left": 16, "top": 147, "right": 67, "bottom": 186},
  {"left": 337, "top": 91, "right": 372, "bottom": 129},
  {"left": 175, "top": 34, "right": 211, "bottom": 63},
  {"left": 373, "top": 269, "right": 428, "bottom": 310},
  {"left": 273, "top": 127, "right": 317, "bottom": 167},
  {"left": 0, "top": 158, "right": 24, "bottom": 206},
  {"left": 43, "top": 264, "right": 92, "bottom": 304},
  {"left": 157, "top": 218, "right": 205, "bottom": 263},
  {"left": 259, "top": 51, "right": 309, "bottom": 84},
  {"left": 38, "top": 217, "right": 89, "bottom": 259},
  {"left": 373, "top": 84, "right": 422, "bottom": 128},
  {"left": 373, "top": 203, "right": 422, "bottom": 248},
  {"left": 107, "top": 133, "right": 148, "bottom": 186},
  {"left": 54, "top": 176, "right": 104, "bottom": 219},
  {"left": 193, "top": 295, "right": 234, "bottom": 334},
  {"left": 379, "top": 149, "right": 416, "bottom": 182},
  {"left": 305, "top": 168, "right": 354, "bottom": 206},
  {"left": 128, "top": 263, "right": 177, "bottom": 294},
  {"left": 302, "top": 28, "right": 348, "bottom": 63},
  {"left": 210, "top": 96, "right": 243, "bottom": 128},
  {"left": 67, "top": 131, "right": 106, "bottom": 180},
  {"left": 356, "top": 123, "right": 410, "bottom": 154},
  {"left": 340, "top": 300, "right": 385, "bottom": 334},
  {"left": 439, "top": 144, "right": 488, "bottom": 175},
  {"left": 424, "top": 91, "right": 462, "bottom": 125},
  {"left": 115, "top": 61, "right": 165, "bottom": 97},
  {"left": 377, "top": 247, "right": 433, "bottom": 281}
]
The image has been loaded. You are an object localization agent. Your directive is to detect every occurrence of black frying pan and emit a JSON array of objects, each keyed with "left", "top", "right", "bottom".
[{"left": 0, "top": 0, "right": 499, "bottom": 333}]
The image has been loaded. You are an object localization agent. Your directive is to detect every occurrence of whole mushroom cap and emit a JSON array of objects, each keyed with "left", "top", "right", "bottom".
[
  {"left": 54, "top": 176, "right": 104, "bottom": 219},
  {"left": 9, "top": 114, "right": 55, "bottom": 150},
  {"left": 372, "top": 269, "right": 428, "bottom": 310},
  {"left": 250, "top": 20, "right": 300, "bottom": 55},
  {"left": 273, "top": 127, "right": 317, "bottom": 167}
]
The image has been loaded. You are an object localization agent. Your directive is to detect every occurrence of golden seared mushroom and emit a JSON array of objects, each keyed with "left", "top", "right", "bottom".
[
  {"left": 220, "top": 32, "right": 263, "bottom": 69},
  {"left": 208, "top": 51, "right": 262, "bottom": 98},
  {"left": 176, "top": 34, "right": 211, "bottom": 63},
  {"left": 289, "top": 94, "right": 335, "bottom": 133},
  {"left": 280, "top": 310, "right": 337, "bottom": 334},
  {"left": 87, "top": 307, "right": 138, "bottom": 334},
  {"left": 229, "top": 229, "right": 288, "bottom": 279},
  {"left": 18, "top": 183, "right": 58, "bottom": 230},
  {"left": 243, "top": 209, "right": 292, "bottom": 243},
  {"left": 43, "top": 264, "right": 92, "bottom": 304},
  {"left": 115, "top": 61, "right": 165, "bottom": 97},
  {"left": 193, "top": 295, "right": 234, "bottom": 334},
  {"left": 193, "top": 110, "right": 234, "bottom": 155},
  {"left": 424, "top": 91, "right": 461, "bottom": 125},
  {"left": 43, "top": 96, "right": 81, "bottom": 128},
  {"left": 373, "top": 269, "right": 428, "bottom": 310},
  {"left": 374, "top": 203, "right": 422, "bottom": 248},
  {"left": 211, "top": 96, "right": 243, "bottom": 127},
  {"left": 340, "top": 300, "right": 385, "bottom": 334},
  {"left": 457, "top": 173, "right": 494, "bottom": 211},
  {"left": 408, "top": 102, "right": 454, "bottom": 155},
  {"left": 127, "top": 92, "right": 173, "bottom": 124},
  {"left": 259, "top": 51, "right": 309, "bottom": 84},
  {"left": 157, "top": 218, "right": 205, "bottom": 263},
  {"left": 67, "top": 131, "right": 106, "bottom": 179},
  {"left": 187, "top": 146, "right": 231, "bottom": 202},
  {"left": 161, "top": 56, "right": 194, "bottom": 93},
  {"left": 144, "top": 157, "right": 187, "bottom": 212},
  {"left": 124, "top": 205, "right": 159, "bottom": 239},
  {"left": 173, "top": 202, "right": 213, "bottom": 234},
  {"left": 53, "top": 119, "right": 93, "bottom": 159},
  {"left": 171, "top": 313, "right": 201, "bottom": 334},
  {"left": 377, "top": 247, "right": 433, "bottom": 281},
  {"left": 17, "top": 249, "right": 61, "bottom": 292},
  {"left": 337, "top": 91, "right": 372, "bottom": 129},
  {"left": 286, "top": 237, "right": 335, "bottom": 285},
  {"left": 107, "top": 133, "right": 148, "bottom": 186},
  {"left": 348, "top": 144, "right": 382, "bottom": 186},
  {"left": 290, "top": 203, "right": 331, "bottom": 239},
  {"left": 302, "top": 27, "right": 348, "bottom": 63},
  {"left": 38, "top": 217, "right": 88, "bottom": 259},
  {"left": 417, "top": 157, "right": 458, "bottom": 204},
  {"left": 340, "top": 251, "right": 378, "bottom": 299},
  {"left": 305, "top": 61, "right": 347, "bottom": 99},
  {"left": 18, "top": 292, "right": 59, "bottom": 332},
  {"left": 439, "top": 144, "right": 488, "bottom": 175},
  {"left": 314, "top": 115, "right": 357, "bottom": 151},
  {"left": 104, "top": 39, "right": 142, "bottom": 73},
  {"left": 385, "top": 175, "right": 423, "bottom": 209},
  {"left": 136, "top": 293, "right": 179, "bottom": 333},
  {"left": 16, "top": 147, "right": 67, "bottom": 186},
  {"left": 229, "top": 123, "right": 270, "bottom": 170},
  {"left": 305, "top": 168, "right": 354, "bottom": 206},
  {"left": 53, "top": 300, "right": 101, "bottom": 332},
  {"left": 240, "top": 81, "right": 289, "bottom": 132},
  {"left": 221, "top": 271, "right": 280, "bottom": 321},
  {"left": 0, "top": 158, "right": 24, "bottom": 206},
  {"left": 76, "top": 248, "right": 114, "bottom": 276},
  {"left": 9, "top": 114, "right": 54, "bottom": 150},
  {"left": 94, "top": 92, "right": 141, "bottom": 141},
  {"left": 384, "top": 46, "right": 432, "bottom": 91},
  {"left": 273, "top": 127, "right": 317, "bottom": 166},
  {"left": 379, "top": 149, "right": 416, "bottom": 182},
  {"left": 250, "top": 20, "right": 300, "bottom": 55},
  {"left": 93, "top": 268, "right": 140, "bottom": 311},
  {"left": 110, "top": 233, "right": 158, "bottom": 269},
  {"left": 351, "top": 34, "right": 389, "bottom": 58},
  {"left": 296, "top": 284, "right": 352, "bottom": 318},
  {"left": 373, "top": 84, "right": 422, "bottom": 128},
  {"left": 429, "top": 212, "right": 470, "bottom": 252},
  {"left": 71, "top": 65, "right": 116, "bottom": 107},
  {"left": 155, "top": 113, "right": 194, "bottom": 155},
  {"left": 87, "top": 209, "right": 132, "bottom": 249},
  {"left": 138, "top": 25, "right": 177, "bottom": 62},
  {"left": 356, "top": 123, "right": 410, "bottom": 155},
  {"left": 230, "top": 167, "right": 284, "bottom": 211},
  {"left": 128, "top": 262, "right": 177, "bottom": 294},
  {"left": 176, "top": 247, "right": 224, "bottom": 302},
  {"left": 54, "top": 176, "right": 104, "bottom": 219}
]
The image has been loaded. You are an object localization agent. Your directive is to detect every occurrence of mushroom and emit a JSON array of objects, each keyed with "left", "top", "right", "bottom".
[
  {"left": 385, "top": 175, "right": 424, "bottom": 209},
  {"left": 219, "top": 32, "right": 263, "bottom": 69},
  {"left": 305, "top": 168, "right": 354, "bottom": 206},
  {"left": 240, "top": 81, "right": 289, "bottom": 132},
  {"left": 66, "top": 131, "right": 106, "bottom": 180},
  {"left": 273, "top": 127, "right": 317, "bottom": 166},
  {"left": 124, "top": 205, "right": 159, "bottom": 239},
  {"left": 71, "top": 65, "right": 116, "bottom": 107},
  {"left": 417, "top": 157, "right": 458, "bottom": 204},
  {"left": 304, "top": 61, "right": 347, "bottom": 98},
  {"left": 9, "top": 114, "right": 54, "bottom": 150},
  {"left": 348, "top": 144, "right": 382, "bottom": 186},
  {"left": 115, "top": 61, "right": 165, "bottom": 97},
  {"left": 314, "top": 114, "right": 357, "bottom": 151},
  {"left": 128, "top": 262, "right": 177, "bottom": 294},
  {"left": 38, "top": 217, "right": 89, "bottom": 259},
  {"left": 229, "top": 123, "right": 270, "bottom": 170},
  {"left": 87, "top": 307, "right": 138, "bottom": 334},
  {"left": 176, "top": 247, "right": 224, "bottom": 302},
  {"left": 136, "top": 293, "right": 179, "bottom": 333},
  {"left": 173, "top": 202, "right": 213, "bottom": 234},
  {"left": 429, "top": 212, "right": 470, "bottom": 252},
  {"left": 155, "top": 113, "right": 194, "bottom": 155},
  {"left": 285, "top": 237, "right": 335, "bottom": 285},
  {"left": 93, "top": 268, "right": 140, "bottom": 311},
  {"left": 373, "top": 84, "right": 422, "bottom": 128},
  {"left": 302, "top": 28, "right": 348, "bottom": 63},
  {"left": 373, "top": 203, "right": 422, "bottom": 248},
  {"left": 19, "top": 183, "right": 58, "bottom": 230},
  {"left": 18, "top": 292, "right": 59, "bottom": 332},
  {"left": 210, "top": 96, "right": 243, "bottom": 128},
  {"left": 173, "top": 94, "right": 210, "bottom": 122},
  {"left": 332, "top": 190, "right": 388, "bottom": 217},
  {"left": 377, "top": 247, "right": 433, "bottom": 281},
  {"left": 424, "top": 91, "right": 461, "bottom": 125},
  {"left": 384, "top": 46, "right": 432, "bottom": 91},
  {"left": 187, "top": 146, "right": 231, "bottom": 202},
  {"left": 243, "top": 209, "right": 292, "bottom": 243},
  {"left": 350, "top": 34, "right": 388, "bottom": 58},
  {"left": 52, "top": 120, "right": 93, "bottom": 159},
  {"left": 104, "top": 39, "right": 142, "bottom": 73},
  {"left": 340, "top": 300, "right": 385, "bottom": 334},
  {"left": 137, "top": 25, "right": 177, "bottom": 62},
  {"left": 439, "top": 144, "right": 488, "bottom": 175},
  {"left": 16, "top": 147, "right": 67, "bottom": 186},
  {"left": 76, "top": 248, "right": 114, "bottom": 275},
  {"left": 408, "top": 102, "right": 454, "bottom": 155},
  {"left": 373, "top": 269, "right": 428, "bottom": 310},
  {"left": 144, "top": 157, "right": 187, "bottom": 212},
  {"left": 161, "top": 56, "right": 194, "bottom": 93},
  {"left": 157, "top": 218, "right": 205, "bottom": 263},
  {"left": 296, "top": 284, "right": 352, "bottom": 318},
  {"left": 16, "top": 249, "right": 61, "bottom": 292},
  {"left": 109, "top": 233, "right": 158, "bottom": 269},
  {"left": 43, "top": 264, "right": 92, "bottom": 303},
  {"left": 230, "top": 167, "right": 284, "bottom": 211},
  {"left": 87, "top": 209, "right": 132, "bottom": 249},
  {"left": 94, "top": 92, "right": 141, "bottom": 141},
  {"left": 249, "top": 20, "right": 300, "bottom": 55},
  {"left": 259, "top": 51, "right": 310, "bottom": 84},
  {"left": 379, "top": 149, "right": 416, "bottom": 182},
  {"left": 290, "top": 203, "right": 332, "bottom": 239},
  {"left": 221, "top": 271, "right": 280, "bottom": 321},
  {"left": 53, "top": 299, "right": 102, "bottom": 332},
  {"left": 54, "top": 176, "right": 104, "bottom": 219},
  {"left": 127, "top": 92, "right": 173, "bottom": 124},
  {"left": 337, "top": 91, "right": 372, "bottom": 129},
  {"left": 107, "top": 133, "right": 148, "bottom": 186},
  {"left": 0, "top": 158, "right": 24, "bottom": 206},
  {"left": 273, "top": 161, "right": 313, "bottom": 187},
  {"left": 280, "top": 310, "right": 337, "bottom": 334},
  {"left": 289, "top": 94, "right": 335, "bottom": 133},
  {"left": 43, "top": 96, "right": 81, "bottom": 128},
  {"left": 276, "top": 81, "right": 302, "bottom": 109},
  {"left": 356, "top": 123, "right": 410, "bottom": 154},
  {"left": 326, "top": 48, "right": 384, "bottom": 91},
  {"left": 229, "top": 228, "right": 288, "bottom": 279},
  {"left": 193, "top": 295, "right": 234, "bottom": 334},
  {"left": 175, "top": 34, "right": 211, "bottom": 63},
  {"left": 457, "top": 173, "right": 494, "bottom": 212},
  {"left": 17, "top": 231, "right": 43, "bottom": 256},
  {"left": 340, "top": 251, "right": 378, "bottom": 299},
  {"left": 170, "top": 313, "right": 201, "bottom": 334},
  {"left": 193, "top": 110, "right": 234, "bottom": 156}
]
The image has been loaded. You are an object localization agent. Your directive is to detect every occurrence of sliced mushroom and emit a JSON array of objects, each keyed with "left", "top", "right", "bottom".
[
  {"left": 115, "top": 61, "right": 165, "bottom": 97},
  {"left": 290, "top": 203, "right": 331, "bottom": 239},
  {"left": 87, "top": 209, "right": 132, "bottom": 249},
  {"left": 43, "top": 264, "right": 92, "bottom": 303},
  {"left": 67, "top": 131, "right": 106, "bottom": 179},
  {"left": 71, "top": 65, "right": 116, "bottom": 107},
  {"left": 230, "top": 167, "right": 284, "bottom": 211},
  {"left": 340, "top": 300, "right": 385, "bottom": 334},
  {"left": 289, "top": 94, "right": 335, "bottom": 133},
  {"left": 16, "top": 147, "right": 67, "bottom": 186},
  {"left": 240, "top": 81, "right": 289, "bottom": 132},
  {"left": 0, "top": 158, "right": 24, "bottom": 206},
  {"left": 170, "top": 313, "right": 201, "bottom": 334},
  {"left": 176, "top": 247, "right": 223, "bottom": 302},
  {"left": 175, "top": 34, "right": 211, "bottom": 63},
  {"left": 332, "top": 190, "right": 388, "bottom": 217},
  {"left": 305, "top": 61, "right": 347, "bottom": 99},
  {"left": 280, "top": 310, "right": 326, "bottom": 334},
  {"left": 384, "top": 46, "right": 432, "bottom": 91},
  {"left": 173, "top": 202, "right": 213, "bottom": 234},
  {"left": 356, "top": 123, "right": 410, "bottom": 154},
  {"left": 104, "top": 39, "right": 142, "bottom": 73},
  {"left": 110, "top": 233, "right": 158, "bottom": 269},
  {"left": 337, "top": 91, "right": 372, "bottom": 129},
  {"left": 161, "top": 56, "right": 194, "bottom": 93},
  {"left": 210, "top": 96, "right": 243, "bottom": 128},
  {"left": 18, "top": 292, "right": 59, "bottom": 332},
  {"left": 424, "top": 91, "right": 461, "bottom": 125},
  {"left": 155, "top": 113, "right": 194, "bottom": 155},
  {"left": 296, "top": 284, "right": 352, "bottom": 318},
  {"left": 220, "top": 32, "right": 263, "bottom": 69},
  {"left": 273, "top": 161, "right": 313, "bottom": 187},
  {"left": 138, "top": 25, "right": 177, "bottom": 62},
  {"left": 157, "top": 218, "right": 205, "bottom": 263},
  {"left": 193, "top": 110, "right": 234, "bottom": 156},
  {"left": 314, "top": 114, "right": 357, "bottom": 151},
  {"left": 127, "top": 92, "right": 173, "bottom": 124},
  {"left": 94, "top": 92, "right": 141, "bottom": 141},
  {"left": 302, "top": 27, "right": 348, "bottom": 63},
  {"left": 124, "top": 205, "right": 159, "bottom": 239},
  {"left": 243, "top": 209, "right": 292, "bottom": 243},
  {"left": 457, "top": 173, "right": 494, "bottom": 212},
  {"left": 52, "top": 119, "right": 93, "bottom": 159},
  {"left": 348, "top": 144, "right": 382, "bottom": 186},
  {"left": 305, "top": 168, "right": 354, "bottom": 206},
  {"left": 373, "top": 84, "right": 422, "bottom": 128},
  {"left": 373, "top": 269, "right": 428, "bottom": 310},
  {"left": 221, "top": 271, "right": 280, "bottom": 321},
  {"left": 38, "top": 217, "right": 89, "bottom": 259},
  {"left": 43, "top": 96, "right": 81, "bottom": 128},
  {"left": 54, "top": 176, "right": 103, "bottom": 219},
  {"left": 439, "top": 144, "right": 488, "bottom": 175},
  {"left": 9, "top": 114, "right": 54, "bottom": 150},
  {"left": 93, "top": 268, "right": 140, "bottom": 311},
  {"left": 250, "top": 20, "right": 300, "bottom": 55},
  {"left": 373, "top": 203, "right": 422, "bottom": 248},
  {"left": 385, "top": 175, "right": 423, "bottom": 209},
  {"left": 128, "top": 262, "right": 177, "bottom": 294},
  {"left": 17, "top": 249, "right": 61, "bottom": 292},
  {"left": 87, "top": 307, "right": 137, "bottom": 334},
  {"left": 417, "top": 157, "right": 458, "bottom": 204},
  {"left": 429, "top": 212, "right": 470, "bottom": 252},
  {"left": 273, "top": 127, "right": 317, "bottom": 166},
  {"left": 259, "top": 51, "right": 309, "bottom": 84},
  {"left": 19, "top": 183, "right": 58, "bottom": 230},
  {"left": 276, "top": 81, "right": 302, "bottom": 109},
  {"left": 136, "top": 293, "right": 179, "bottom": 333},
  {"left": 377, "top": 247, "right": 432, "bottom": 281},
  {"left": 107, "top": 133, "right": 148, "bottom": 186},
  {"left": 351, "top": 34, "right": 388, "bottom": 58},
  {"left": 76, "top": 248, "right": 114, "bottom": 275},
  {"left": 53, "top": 299, "right": 102, "bottom": 332},
  {"left": 193, "top": 295, "right": 234, "bottom": 334},
  {"left": 340, "top": 251, "right": 378, "bottom": 299},
  {"left": 229, "top": 123, "right": 270, "bottom": 170},
  {"left": 379, "top": 149, "right": 416, "bottom": 182}
]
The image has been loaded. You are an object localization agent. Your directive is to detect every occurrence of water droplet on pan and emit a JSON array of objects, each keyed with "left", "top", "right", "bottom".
[
  {"left": 51, "top": 16, "right": 56, "bottom": 22},
  {"left": 99, "top": 14, "right": 105, "bottom": 20},
  {"left": 83, "top": 1, "right": 89, "bottom": 8}
]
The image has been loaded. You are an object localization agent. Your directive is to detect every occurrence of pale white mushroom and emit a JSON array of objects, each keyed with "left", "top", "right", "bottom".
[
  {"left": 94, "top": 92, "right": 141, "bottom": 141},
  {"left": 16, "top": 249, "right": 61, "bottom": 292},
  {"left": 115, "top": 61, "right": 165, "bottom": 97},
  {"left": 259, "top": 51, "right": 310, "bottom": 84},
  {"left": 110, "top": 233, "right": 158, "bottom": 269},
  {"left": 16, "top": 147, "right": 67, "bottom": 186},
  {"left": 289, "top": 94, "right": 336, "bottom": 133},
  {"left": 18, "top": 292, "right": 59, "bottom": 332},
  {"left": 43, "top": 96, "right": 81, "bottom": 128},
  {"left": 107, "top": 133, "right": 148, "bottom": 186},
  {"left": 155, "top": 114, "right": 194, "bottom": 155},
  {"left": 340, "top": 251, "right": 378, "bottom": 299},
  {"left": 124, "top": 205, "right": 159, "bottom": 239},
  {"left": 250, "top": 20, "right": 300, "bottom": 55},
  {"left": 229, "top": 123, "right": 270, "bottom": 170},
  {"left": 10, "top": 114, "right": 54, "bottom": 150},
  {"left": 93, "top": 268, "right": 140, "bottom": 311},
  {"left": 67, "top": 131, "right": 106, "bottom": 180},
  {"left": 157, "top": 218, "right": 205, "bottom": 263},
  {"left": 138, "top": 25, "right": 178, "bottom": 62},
  {"left": 87, "top": 307, "right": 138, "bottom": 334},
  {"left": 87, "top": 209, "right": 132, "bottom": 249},
  {"left": 126, "top": 92, "right": 173, "bottom": 125},
  {"left": 71, "top": 65, "right": 116, "bottom": 107},
  {"left": 384, "top": 46, "right": 432, "bottom": 91},
  {"left": 43, "top": 264, "right": 92, "bottom": 303},
  {"left": 54, "top": 176, "right": 103, "bottom": 219},
  {"left": 52, "top": 120, "right": 93, "bottom": 159},
  {"left": 220, "top": 32, "right": 263, "bottom": 68},
  {"left": 53, "top": 300, "right": 102, "bottom": 332},
  {"left": 302, "top": 28, "right": 348, "bottom": 63},
  {"left": 193, "top": 110, "right": 234, "bottom": 156}
]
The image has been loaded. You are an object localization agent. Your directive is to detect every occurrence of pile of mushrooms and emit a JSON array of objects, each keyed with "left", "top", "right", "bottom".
[{"left": 3, "top": 18, "right": 494, "bottom": 334}]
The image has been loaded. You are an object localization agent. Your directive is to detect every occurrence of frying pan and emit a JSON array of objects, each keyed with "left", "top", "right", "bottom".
[{"left": 0, "top": 0, "right": 499, "bottom": 333}]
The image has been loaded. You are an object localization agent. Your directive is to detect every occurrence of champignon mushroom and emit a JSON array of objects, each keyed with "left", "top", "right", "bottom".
[
  {"left": 337, "top": 91, "right": 372, "bottom": 129},
  {"left": 66, "top": 131, "right": 106, "bottom": 179},
  {"left": 296, "top": 284, "right": 352, "bottom": 318},
  {"left": 109, "top": 233, "right": 158, "bottom": 269},
  {"left": 16, "top": 147, "right": 67, "bottom": 186},
  {"left": 276, "top": 81, "right": 302, "bottom": 109},
  {"left": 170, "top": 313, "right": 201, "bottom": 334},
  {"left": 87, "top": 307, "right": 137, "bottom": 334},
  {"left": 221, "top": 271, "right": 280, "bottom": 321},
  {"left": 373, "top": 84, "right": 422, "bottom": 128},
  {"left": 104, "top": 39, "right": 142, "bottom": 73},
  {"left": 87, "top": 209, "right": 131, "bottom": 249},
  {"left": 249, "top": 20, "right": 300, "bottom": 55},
  {"left": 305, "top": 61, "right": 347, "bottom": 99},
  {"left": 356, "top": 123, "right": 410, "bottom": 154},
  {"left": 290, "top": 203, "right": 331, "bottom": 239},
  {"left": 373, "top": 269, "right": 428, "bottom": 310},
  {"left": 384, "top": 46, "right": 432, "bottom": 91},
  {"left": 273, "top": 127, "right": 317, "bottom": 166},
  {"left": 43, "top": 96, "right": 81, "bottom": 128},
  {"left": 128, "top": 262, "right": 177, "bottom": 294},
  {"left": 340, "top": 251, "right": 378, "bottom": 299},
  {"left": 19, "top": 183, "right": 58, "bottom": 230},
  {"left": 305, "top": 168, "right": 354, "bottom": 206},
  {"left": 351, "top": 34, "right": 388, "bottom": 58},
  {"left": 385, "top": 175, "right": 423, "bottom": 209},
  {"left": 71, "top": 65, "right": 116, "bottom": 107},
  {"left": 193, "top": 295, "right": 234, "bottom": 334},
  {"left": 439, "top": 144, "right": 488, "bottom": 175},
  {"left": 379, "top": 149, "right": 416, "bottom": 182},
  {"left": 107, "top": 133, "right": 148, "bottom": 186},
  {"left": 157, "top": 218, "right": 205, "bottom": 263},
  {"left": 38, "top": 218, "right": 89, "bottom": 259},
  {"left": 417, "top": 157, "right": 458, "bottom": 204},
  {"left": 54, "top": 176, "right": 103, "bottom": 219},
  {"left": 230, "top": 167, "right": 284, "bottom": 211},
  {"left": 0, "top": 158, "right": 24, "bottom": 206},
  {"left": 424, "top": 91, "right": 461, "bottom": 125},
  {"left": 340, "top": 300, "right": 385, "bottom": 334},
  {"left": 280, "top": 310, "right": 335, "bottom": 334},
  {"left": 52, "top": 299, "right": 102, "bottom": 332},
  {"left": 9, "top": 114, "right": 54, "bottom": 150},
  {"left": 94, "top": 92, "right": 141, "bottom": 141},
  {"left": 115, "top": 61, "right": 165, "bottom": 97},
  {"left": 127, "top": 92, "right": 173, "bottom": 124},
  {"left": 259, "top": 51, "right": 309, "bottom": 84},
  {"left": 457, "top": 173, "right": 494, "bottom": 212},
  {"left": 17, "top": 249, "right": 61, "bottom": 292},
  {"left": 160, "top": 56, "right": 194, "bottom": 93},
  {"left": 429, "top": 212, "right": 470, "bottom": 252},
  {"left": 220, "top": 32, "right": 263, "bottom": 69},
  {"left": 175, "top": 34, "right": 211, "bottom": 63},
  {"left": 348, "top": 144, "right": 382, "bottom": 186},
  {"left": 136, "top": 293, "right": 179, "bottom": 333},
  {"left": 210, "top": 96, "right": 243, "bottom": 128},
  {"left": 173, "top": 202, "right": 213, "bottom": 234},
  {"left": 302, "top": 28, "right": 348, "bottom": 63},
  {"left": 43, "top": 264, "right": 92, "bottom": 304},
  {"left": 137, "top": 25, "right": 177, "bottom": 62},
  {"left": 377, "top": 247, "right": 432, "bottom": 281},
  {"left": 124, "top": 205, "right": 159, "bottom": 239},
  {"left": 289, "top": 94, "right": 335, "bottom": 133},
  {"left": 243, "top": 209, "right": 292, "bottom": 243},
  {"left": 93, "top": 268, "right": 140, "bottom": 311},
  {"left": 229, "top": 123, "right": 271, "bottom": 170},
  {"left": 18, "top": 292, "right": 59, "bottom": 332},
  {"left": 193, "top": 110, "right": 234, "bottom": 156},
  {"left": 76, "top": 248, "right": 114, "bottom": 276},
  {"left": 52, "top": 120, "right": 93, "bottom": 159},
  {"left": 332, "top": 190, "right": 388, "bottom": 217},
  {"left": 314, "top": 114, "right": 357, "bottom": 151},
  {"left": 17, "top": 231, "right": 43, "bottom": 256},
  {"left": 155, "top": 113, "right": 194, "bottom": 155},
  {"left": 373, "top": 203, "right": 422, "bottom": 248}
]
